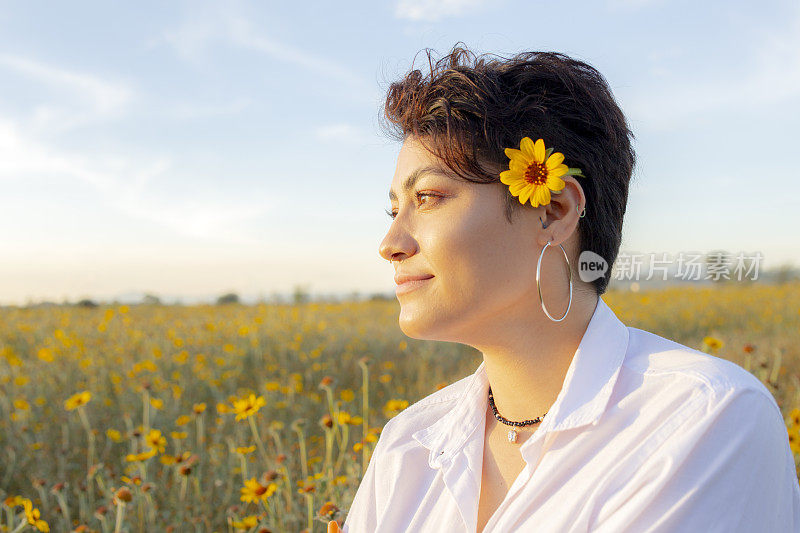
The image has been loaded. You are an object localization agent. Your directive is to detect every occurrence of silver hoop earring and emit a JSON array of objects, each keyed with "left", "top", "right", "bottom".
[
  {"left": 577, "top": 205, "right": 586, "bottom": 218},
  {"left": 536, "top": 241, "right": 573, "bottom": 322}
]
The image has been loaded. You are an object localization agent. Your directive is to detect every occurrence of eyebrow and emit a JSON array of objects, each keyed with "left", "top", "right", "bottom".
[{"left": 388, "top": 165, "right": 440, "bottom": 202}]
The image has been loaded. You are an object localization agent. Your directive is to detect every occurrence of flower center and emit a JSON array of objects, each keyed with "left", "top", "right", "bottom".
[
  {"left": 255, "top": 485, "right": 267, "bottom": 495},
  {"left": 524, "top": 162, "right": 547, "bottom": 185}
]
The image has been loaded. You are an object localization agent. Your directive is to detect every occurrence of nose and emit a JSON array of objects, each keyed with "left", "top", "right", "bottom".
[{"left": 378, "top": 220, "right": 415, "bottom": 263}]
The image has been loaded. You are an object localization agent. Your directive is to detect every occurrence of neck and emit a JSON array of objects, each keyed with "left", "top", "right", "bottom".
[{"left": 477, "top": 293, "right": 598, "bottom": 424}]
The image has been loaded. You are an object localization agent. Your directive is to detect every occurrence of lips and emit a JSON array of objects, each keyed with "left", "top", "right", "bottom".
[{"left": 394, "top": 273, "right": 435, "bottom": 285}]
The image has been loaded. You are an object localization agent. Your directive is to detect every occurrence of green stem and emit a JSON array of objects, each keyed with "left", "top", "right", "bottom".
[
  {"left": 333, "top": 424, "right": 350, "bottom": 477},
  {"left": 324, "top": 427, "right": 334, "bottom": 481},
  {"left": 293, "top": 425, "right": 308, "bottom": 481},
  {"left": 247, "top": 416, "right": 270, "bottom": 469},
  {"left": 114, "top": 502, "right": 125, "bottom": 533},
  {"left": 78, "top": 406, "right": 95, "bottom": 515},
  {"left": 279, "top": 465, "right": 294, "bottom": 516},
  {"left": 324, "top": 387, "right": 340, "bottom": 442},
  {"left": 54, "top": 491, "right": 72, "bottom": 531},
  {"left": 359, "top": 359, "right": 370, "bottom": 476},
  {"left": 142, "top": 390, "right": 150, "bottom": 434},
  {"left": 9, "top": 520, "right": 27, "bottom": 533},
  {"left": 239, "top": 454, "right": 248, "bottom": 484},
  {"left": 196, "top": 414, "right": 204, "bottom": 451},
  {"left": 305, "top": 493, "right": 314, "bottom": 532}
]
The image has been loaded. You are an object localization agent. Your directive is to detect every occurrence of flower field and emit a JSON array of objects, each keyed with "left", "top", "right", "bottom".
[{"left": 1, "top": 281, "right": 799, "bottom": 532}]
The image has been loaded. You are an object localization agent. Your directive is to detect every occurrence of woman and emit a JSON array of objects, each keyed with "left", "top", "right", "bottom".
[{"left": 339, "top": 45, "right": 799, "bottom": 532}]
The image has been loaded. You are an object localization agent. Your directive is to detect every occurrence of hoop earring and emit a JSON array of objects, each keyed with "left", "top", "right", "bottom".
[
  {"left": 536, "top": 240, "right": 573, "bottom": 322},
  {"left": 577, "top": 205, "right": 586, "bottom": 218}
]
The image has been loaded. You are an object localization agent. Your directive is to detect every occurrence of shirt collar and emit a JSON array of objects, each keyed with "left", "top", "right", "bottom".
[{"left": 412, "top": 297, "right": 630, "bottom": 468}]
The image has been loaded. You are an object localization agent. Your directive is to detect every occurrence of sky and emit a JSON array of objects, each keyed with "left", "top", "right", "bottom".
[{"left": 1, "top": 0, "right": 798, "bottom": 305}]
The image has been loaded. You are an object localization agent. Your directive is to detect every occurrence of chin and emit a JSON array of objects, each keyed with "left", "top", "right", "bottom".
[
  {"left": 397, "top": 305, "right": 463, "bottom": 343},
  {"left": 397, "top": 305, "right": 440, "bottom": 340}
]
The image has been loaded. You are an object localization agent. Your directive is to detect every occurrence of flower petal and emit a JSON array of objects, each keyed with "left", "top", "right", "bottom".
[
  {"left": 509, "top": 180, "right": 528, "bottom": 195},
  {"left": 519, "top": 185, "right": 534, "bottom": 205},
  {"left": 508, "top": 151, "right": 530, "bottom": 168},
  {"left": 548, "top": 164, "right": 568, "bottom": 178},
  {"left": 547, "top": 175, "right": 566, "bottom": 191},
  {"left": 519, "top": 137, "right": 536, "bottom": 159},
  {"left": 535, "top": 186, "right": 551, "bottom": 206},
  {"left": 528, "top": 186, "right": 540, "bottom": 207},
  {"left": 504, "top": 147, "right": 529, "bottom": 162},
  {"left": 500, "top": 169, "right": 523, "bottom": 184},
  {"left": 509, "top": 158, "right": 528, "bottom": 172},
  {"left": 545, "top": 152, "right": 564, "bottom": 170},
  {"left": 534, "top": 139, "right": 546, "bottom": 163}
]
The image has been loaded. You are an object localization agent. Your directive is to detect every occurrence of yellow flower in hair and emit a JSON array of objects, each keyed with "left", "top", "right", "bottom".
[{"left": 500, "top": 137, "right": 584, "bottom": 208}]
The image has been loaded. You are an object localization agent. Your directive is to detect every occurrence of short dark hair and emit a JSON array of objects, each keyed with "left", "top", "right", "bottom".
[{"left": 380, "top": 43, "right": 636, "bottom": 295}]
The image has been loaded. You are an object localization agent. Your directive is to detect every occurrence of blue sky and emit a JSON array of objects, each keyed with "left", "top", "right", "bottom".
[{"left": 1, "top": 0, "right": 798, "bottom": 304}]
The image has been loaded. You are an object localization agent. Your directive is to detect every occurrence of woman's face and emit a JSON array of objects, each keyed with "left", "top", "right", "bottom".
[{"left": 379, "top": 136, "right": 555, "bottom": 343}]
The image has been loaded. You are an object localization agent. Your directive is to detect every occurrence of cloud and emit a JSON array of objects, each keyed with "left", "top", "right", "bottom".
[
  {"left": 0, "top": 50, "right": 269, "bottom": 244},
  {"left": 156, "top": 6, "right": 368, "bottom": 91},
  {"left": 0, "top": 113, "right": 269, "bottom": 245},
  {"left": 0, "top": 118, "right": 115, "bottom": 189},
  {"left": 314, "top": 123, "right": 369, "bottom": 145},
  {"left": 605, "top": 0, "right": 664, "bottom": 10},
  {"left": 622, "top": 8, "right": 800, "bottom": 130},
  {"left": 0, "top": 54, "right": 133, "bottom": 132},
  {"left": 394, "top": 0, "right": 487, "bottom": 21},
  {"left": 169, "top": 97, "right": 253, "bottom": 119}
]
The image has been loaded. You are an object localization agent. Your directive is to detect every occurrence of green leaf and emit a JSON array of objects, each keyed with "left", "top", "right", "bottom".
[
  {"left": 566, "top": 167, "right": 586, "bottom": 178},
  {"left": 545, "top": 147, "right": 554, "bottom": 158}
]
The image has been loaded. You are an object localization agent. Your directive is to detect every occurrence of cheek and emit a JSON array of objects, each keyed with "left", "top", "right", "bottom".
[{"left": 424, "top": 211, "right": 530, "bottom": 297}]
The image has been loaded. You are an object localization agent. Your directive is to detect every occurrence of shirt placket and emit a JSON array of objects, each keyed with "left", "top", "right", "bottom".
[{"left": 482, "top": 430, "right": 552, "bottom": 533}]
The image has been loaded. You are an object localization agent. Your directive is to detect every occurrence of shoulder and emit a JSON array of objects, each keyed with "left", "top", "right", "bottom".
[{"left": 621, "top": 326, "right": 780, "bottom": 415}]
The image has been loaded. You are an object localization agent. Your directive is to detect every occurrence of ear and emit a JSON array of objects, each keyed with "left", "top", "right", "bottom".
[{"left": 537, "top": 176, "right": 585, "bottom": 247}]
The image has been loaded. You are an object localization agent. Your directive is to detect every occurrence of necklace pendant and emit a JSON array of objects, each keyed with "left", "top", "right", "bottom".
[{"left": 507, "top": 429, "right": 518, "bottom": 443}]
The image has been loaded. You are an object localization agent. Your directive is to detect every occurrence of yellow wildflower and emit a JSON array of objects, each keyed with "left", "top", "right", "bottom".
[
  {"left": 64, "top": 391, "right": 91, "bottom": 411},
  {"left": 4, "top": 495, "right": 29, "bottom": 507},
  {"left": 125, "top": 448, "right": 158, "bottom": 462},
  {"left": 235, "top": 445, "right": 256, "bottom": 455},
  {"left": 789, "top": 408, "right": 800, "bottom": 428},
  {"left": 37, "top": 348, "right": 54, "bottom": 362},
  {"left": 703, "top": 336, "right": 724, "bottom": 352},
  {"left": 232, "top": 515, "right": 259, "bottom": 529},
  {"left": 232, "top": 394, "right": 266, "bottom": 421},
  {"left": 145, "top": 429, "right": 167, "bottom": 454},
  {"left": 240, "top": 478, "right": 277, "bottom": 504},
  {"left": 23, "top": 499, "right": 49, "bottom": 532},
  {"left": 788, "top": 426, "right": 800, "bottom": 455},
  {"left": 384, "top": 399, "right": 409, "bottom": 414}
]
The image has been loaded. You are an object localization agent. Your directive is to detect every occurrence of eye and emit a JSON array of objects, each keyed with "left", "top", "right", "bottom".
[{"left": 385, "top": 192, "right": 440, "bottom": 220}]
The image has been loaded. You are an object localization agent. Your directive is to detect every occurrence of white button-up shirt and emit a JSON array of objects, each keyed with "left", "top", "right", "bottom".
[{"left": 342, "top": 297, "right": 800, "bottom": 532}]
